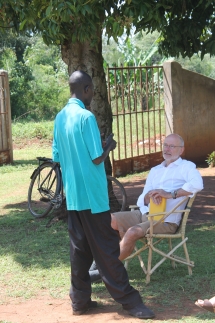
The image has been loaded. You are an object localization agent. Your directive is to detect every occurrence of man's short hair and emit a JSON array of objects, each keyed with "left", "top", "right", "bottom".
[{"left": 69, "top": 70, "right": 92, "bottom": 94}]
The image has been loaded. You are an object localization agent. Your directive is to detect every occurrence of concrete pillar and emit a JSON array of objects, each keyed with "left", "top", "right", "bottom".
[
  {"left": 0, "top": 70, "right": 13, "bottom": 165},
  {"left": 163, "top": 60, "right": 215, "bottom": 164},
  {"left": 163, "top": 60, "right": 183, "bottom": 135}
]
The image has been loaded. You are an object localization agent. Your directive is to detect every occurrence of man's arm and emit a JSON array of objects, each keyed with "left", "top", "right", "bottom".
[
  {"left": 136, "top": 170, "right": 154, "bottom": 214},
  {"left": 52, "top": 121, "right": 60, "bottom": 162},
  {"left": 145, "top": 166, "right": 203, "bottom": 205},
  {"left": 137, "top": 163, "right": 203, "bottom": 209},
  {"left": 93, "top": 133, "right": 116, "bottom": 165},
  {"left": 83, "top": 114, "right": 116, "bottom": 165},
  {"left": 147, "top": 188, "right": 192, "bottom": 205}
]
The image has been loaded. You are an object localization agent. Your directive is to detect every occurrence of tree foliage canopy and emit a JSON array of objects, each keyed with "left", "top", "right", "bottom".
[
  {"left": 0, "top": 31, "right": 68, "bottom": 120},
  {"left": 0, "top": 1, "right": 215, "bottom": 59}
]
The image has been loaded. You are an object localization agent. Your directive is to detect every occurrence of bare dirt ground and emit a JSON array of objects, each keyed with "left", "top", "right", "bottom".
[
  {"left": 1, "top": 142, "right": 215, "bottom": 323},
  {"left": 0, "top": 295, "right": 203, "bottom": 323}
]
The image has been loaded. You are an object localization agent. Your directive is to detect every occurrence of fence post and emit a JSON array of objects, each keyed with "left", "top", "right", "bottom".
[{"left": 0, "top": 70, "right": 13, "bottom": 165}]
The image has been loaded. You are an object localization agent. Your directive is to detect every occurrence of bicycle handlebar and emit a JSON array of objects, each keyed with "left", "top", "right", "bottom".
[{"left": 37, "top": 157, "right": 52, "bottom": 162}]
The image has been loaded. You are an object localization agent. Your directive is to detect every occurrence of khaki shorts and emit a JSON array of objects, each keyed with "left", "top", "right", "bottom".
[
  {"left": 112, "top": 210, "right": 178, "bottom": 239},
  {"left": 112, "top": 210, "right": 147, "bottom": 239}
]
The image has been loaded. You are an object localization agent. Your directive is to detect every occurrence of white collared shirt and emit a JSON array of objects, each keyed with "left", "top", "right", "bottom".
[{"left": 137, "top": 158, "right": 203, "bottom": 225}]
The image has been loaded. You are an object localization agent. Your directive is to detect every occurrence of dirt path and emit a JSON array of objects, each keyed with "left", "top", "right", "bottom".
[
  {"left": 0, "top": 294, "right": 202, "bottom": 323},
  {"left": 0, "top": 167, "right": 214, "bottom": 323}
]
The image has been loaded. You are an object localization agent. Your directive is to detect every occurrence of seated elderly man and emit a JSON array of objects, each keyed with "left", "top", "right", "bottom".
[{"left": 90, "top": 133, "right": 203, "bottom": 281}]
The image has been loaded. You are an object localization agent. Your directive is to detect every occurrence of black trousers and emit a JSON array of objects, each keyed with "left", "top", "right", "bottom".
[{"left": 68, "top": 209, "right": 142, "bottom": 311}]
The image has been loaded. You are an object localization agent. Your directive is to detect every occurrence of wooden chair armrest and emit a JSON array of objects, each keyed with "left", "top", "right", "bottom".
[
  {"left": 147, "top": 209, "right": 190, "bottom": 218},
  {"left": 147, "top": 212, "right": 166, "bottom": 218},
  {"left": 147, "top": 197, "right": 189, "bottom": 230},
  {"left": 129, "top": 205, "right": 139, "bottom": 211}
]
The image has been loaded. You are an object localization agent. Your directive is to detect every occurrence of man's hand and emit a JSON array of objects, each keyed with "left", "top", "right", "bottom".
[
  {"left": 93, "top": 133, "right": 117, "bottom": 165},
  {"left": 104, "top": 133, "right": 117, "bottom": 151},
  {"left": 148, "top": 189, "right": 170, "bottom": 205},
  {"left": 144, "top": 188, "right": 191, "bottom": 205},
  {"left": 100, "top": 133, "right": 106, "bottom": 148}
]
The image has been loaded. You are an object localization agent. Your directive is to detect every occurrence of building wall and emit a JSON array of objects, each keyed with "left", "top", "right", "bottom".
[{"left": 163, "top": 60, "right": 215, "bottom": 164}]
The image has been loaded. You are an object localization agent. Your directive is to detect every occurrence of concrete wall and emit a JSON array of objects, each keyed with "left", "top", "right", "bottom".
[{"left": 163, "top": 60, "right": 215, "bottom": 164}]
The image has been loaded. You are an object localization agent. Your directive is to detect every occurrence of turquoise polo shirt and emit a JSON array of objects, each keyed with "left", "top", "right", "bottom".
[{"left": 52, "top": 98, "right": 109, "bottom": 214}]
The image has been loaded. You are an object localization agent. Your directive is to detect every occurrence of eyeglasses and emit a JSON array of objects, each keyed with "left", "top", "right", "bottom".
[{"left": 163, "top": 144, "right": 183, "bottom": 149}]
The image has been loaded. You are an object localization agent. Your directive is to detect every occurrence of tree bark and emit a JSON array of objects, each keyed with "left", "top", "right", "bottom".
[{"left": 61, "top": 31, "right": 113, "bottom": 174}]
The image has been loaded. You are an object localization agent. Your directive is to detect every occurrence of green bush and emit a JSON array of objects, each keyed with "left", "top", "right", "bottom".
[{"left": 205, "top": 151, "right": 215, "bottom": 167}]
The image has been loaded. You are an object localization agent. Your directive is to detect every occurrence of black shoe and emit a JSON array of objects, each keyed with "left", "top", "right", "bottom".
[
  {"left": 89, "top": 261, "right": 97, "bottom": 271},
  {"left": 127, "top": 303, "right": 155, "bottom": 319},
  {"left": 73, "top": 300, "right": 98, "bottom": 315},
  {"left": 90, "top": 269, "right": 102, "bottom": 283}
]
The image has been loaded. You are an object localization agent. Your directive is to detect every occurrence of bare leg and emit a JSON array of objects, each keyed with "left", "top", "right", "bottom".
[
  {"left": 111, "top": 214, "right": 149, "bottom": 260},
  {"left": 118, "top": 226, "right": 144, "bottom": 260}
]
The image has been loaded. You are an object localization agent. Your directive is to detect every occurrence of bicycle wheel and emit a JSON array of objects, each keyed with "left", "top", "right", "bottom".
[
  {"left": 28, "top": 162, "right": 61, "bottom": 218},
  {"left": 107, "top": 175, "right": 127, "bottom": 213}
]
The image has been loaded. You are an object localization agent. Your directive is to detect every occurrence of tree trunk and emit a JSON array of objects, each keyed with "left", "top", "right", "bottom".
[{"left": 61, "top": 31, "right": 113, "bottom": 175}]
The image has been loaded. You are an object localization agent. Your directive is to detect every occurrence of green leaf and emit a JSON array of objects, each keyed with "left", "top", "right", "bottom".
[
  {"left": 19, "top": 19, "right": 27, "bottom": 31},
  {"left": 113, "top": 22, "right": 119, "bottom": 34},
  {"left": 46, "top": 5, "right": 52, "bottom": 17}
]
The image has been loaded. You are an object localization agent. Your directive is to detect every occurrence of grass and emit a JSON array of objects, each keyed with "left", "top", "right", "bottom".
[
  {"left": 0, "top": 145, "right": 70, "bottom": 303},
  {"left": 112, "top": 109, "right": 165, "bottom": 159},
  {"left": 12, "top": 120, "right": 54, "bottom": 141},
  {"left": 1, "top": 124, "right": 215, "bottom": 322},
  {"left": 12, "top": 109, "right": 165, "bottom": 162}
]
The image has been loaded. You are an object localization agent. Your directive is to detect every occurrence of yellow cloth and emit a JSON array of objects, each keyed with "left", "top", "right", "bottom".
[{"left": 149, "top": 198, "right": 166, "bottom": 221}]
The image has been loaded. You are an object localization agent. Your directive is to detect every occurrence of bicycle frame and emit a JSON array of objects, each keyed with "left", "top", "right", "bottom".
[
  {"left": 38, "top": 165, "right": 58, "bottom": 199},
  {"left": 28, "top": 157, "right": 127, "bottom": 218},
  {"left": 32, "top": 157, "right": 64, "bottom": 209}
]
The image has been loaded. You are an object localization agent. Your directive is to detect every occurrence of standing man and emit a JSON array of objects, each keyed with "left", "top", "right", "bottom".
[{"left": 52, "top": 70, "right": 155, "bottom": 319}]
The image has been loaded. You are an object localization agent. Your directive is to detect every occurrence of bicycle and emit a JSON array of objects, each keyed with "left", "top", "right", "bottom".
[{"left": 28, "top": 157, "right": 127, "bottom": 218}]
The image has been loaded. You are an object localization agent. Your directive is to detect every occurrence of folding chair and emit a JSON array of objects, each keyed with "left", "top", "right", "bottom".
[{"left": 125, "top": 194, "right": 196, "bottom": 283}]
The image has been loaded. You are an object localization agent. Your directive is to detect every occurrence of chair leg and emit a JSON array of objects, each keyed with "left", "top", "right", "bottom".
[
  {"left": 168, "top": 238, "right": 176, "bottom": 269},
  {"left": 182, "top": 240, "right": 193, "bottom": 275},
  {"left": 124, "top": 259, "right": 129, "bottom": 270},
  {"left": 146, "top": 239, "right": 152, "bottom": 284},
  {"left": 124, "top": 245, "right": 147, "bottom": 275},
  {"left": 133, "top": 245, "right": 147, "bottom": 274}
]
